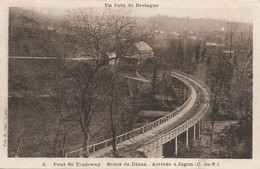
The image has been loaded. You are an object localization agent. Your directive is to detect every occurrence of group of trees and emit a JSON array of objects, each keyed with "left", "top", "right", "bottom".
[
  {"left": 67, "top": 9, "right": 148, "bottom": 157},
  {"left": 9, "top": 8, "right": 151, "bottom": 157},
  {"left": 153, "top": 36, "right": 206, "bottom": 74},
  {"left": 149, "top": 17, "right": 253, "bottom": 158},
  {"left": 9, "top": 7, "right": 253, "bottom": 158},
  {"left": 206, "top": 22, "right": 253, "bottom": 158}
]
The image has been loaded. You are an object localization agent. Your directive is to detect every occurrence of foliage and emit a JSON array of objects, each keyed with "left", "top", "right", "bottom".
[
  {"left": 213, "top": 114, "right": 252, "bottom": 158},
  {"left": 8, "top": 7, "right": 253, "bottom": 158}
]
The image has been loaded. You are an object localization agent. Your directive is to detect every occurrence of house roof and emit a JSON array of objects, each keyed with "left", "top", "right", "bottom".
[
  {"left": 107, "top": 52, "right": 116, "bottom": 59},
  {"left": 206, "top": 42, "right": 225, "bottom": 47},
  {"left": 190, "top": 36, "right": 197, "bottom": 40},
  {"left": 154, "top": 30, "right": 165, "bottom": 34},
  {"left": 134, "top": 41, "right": 152, "bottom": 52},
  {"left": 172, "top": 31, "right": 180, "bottom": 36},
  {"left": 222, "top": 50, "right": 235, "bottom": 54}
]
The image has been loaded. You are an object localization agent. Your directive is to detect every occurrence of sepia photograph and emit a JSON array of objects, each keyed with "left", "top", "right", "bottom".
[{"left": 0, "top": 0, "right": 258, "bottom": 168}]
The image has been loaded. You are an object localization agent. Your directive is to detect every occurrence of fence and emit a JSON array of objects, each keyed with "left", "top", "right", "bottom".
[
  {"left": 65, "top": 71, "right": 195, "bottom": 157},
  {"left": 142, "top": 70, "right": 210, "bottom": 152}
]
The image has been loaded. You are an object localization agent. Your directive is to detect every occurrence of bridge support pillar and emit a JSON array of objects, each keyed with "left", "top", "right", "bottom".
[
  {"left": 181, "top": 83, "right": 186, "bottom": 103},
  {"left": 186, "top": 129, "right": 189, "bottom": 149},
  {"left": 198, "top": 120, "right": 201, "bottom": 139},
  {"left": 180, "top": 82, "right": 183, "bottom": 93},
  {"left": 143, "top": 145, "right": 163, "bottom": 158},
  {"left": 193, "top": 124, "right": 196, "bottom": 141},
  {"left": 184, "top": 85, "right": 187, "bottom": 100},
  {"left": 201, "top": 119, "right": 204, "bottom": 134},
  {"left": 185, "top": 86, "right": 189, "bottom": 100},
  {"left": 175, "top": 136, "right": 178, "bottom": 156}
]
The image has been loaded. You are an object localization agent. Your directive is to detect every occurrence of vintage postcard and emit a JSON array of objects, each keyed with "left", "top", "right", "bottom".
[{"left": 0, "top": 0, "right": 259, "bottom": 168}]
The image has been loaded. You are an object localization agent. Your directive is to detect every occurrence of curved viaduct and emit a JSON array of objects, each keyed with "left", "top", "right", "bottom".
[{"left": 66, "top": 70, "right": 210, "bottom": 158}]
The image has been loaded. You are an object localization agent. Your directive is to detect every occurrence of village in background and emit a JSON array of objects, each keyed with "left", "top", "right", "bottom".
[{"left": 8, "top": 7, "right": 252, "bottom": 158}]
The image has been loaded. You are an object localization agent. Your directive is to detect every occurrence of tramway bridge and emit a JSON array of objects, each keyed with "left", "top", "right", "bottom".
[{"left": 65, "top": 70, "right": 211, "bottom": 158}]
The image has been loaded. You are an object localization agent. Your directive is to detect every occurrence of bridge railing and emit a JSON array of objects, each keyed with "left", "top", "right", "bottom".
[
  {"left": 142, "top": 71, "right": 211, "bottom": 152},
  {"left": 65, "top": 72, "right": 193, "bottom": 157},
  {"left": 171, "top": 69, "right": 211, "bottom": 98}
]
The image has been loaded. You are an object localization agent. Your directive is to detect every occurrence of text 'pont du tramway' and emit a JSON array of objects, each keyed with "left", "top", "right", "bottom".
[{"left": 45, "top": 161, "right": 220, "bottom": 168}]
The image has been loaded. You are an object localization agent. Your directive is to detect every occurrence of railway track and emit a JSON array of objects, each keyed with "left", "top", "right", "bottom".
[
  {"left": 91, "top": 71, "right": 206, "bottom": 157},
  {"left": 65, "top": 70, "right": 210, "bottom": 157}
]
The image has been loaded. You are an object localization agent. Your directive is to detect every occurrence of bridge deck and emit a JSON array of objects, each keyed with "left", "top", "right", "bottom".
[{"left": 89, "top": 73, "right": 199, "bottom": 157}]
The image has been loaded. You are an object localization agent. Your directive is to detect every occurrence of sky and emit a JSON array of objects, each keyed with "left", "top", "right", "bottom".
[
  {"left": 32, "top": 0, "right": 254, "bottom": 23},
  {"left": 132, "top": 7, "right": 253, "bottom": 23}
]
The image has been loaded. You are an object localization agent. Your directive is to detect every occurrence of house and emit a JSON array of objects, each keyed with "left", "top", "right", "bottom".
[
  {"left": 205, "top": 42, "right": 225, "bottom": 65},
  {"left": 106, "top": 52, "right": 118, "bottom": 65},
  {"left": 121, "top": 41, "right": 154, "bottom": 65},
  {"left": 130, "top": 41, "right": 154, "bottom": 64},
  {"left": 205, "top": 42, "right": 225, "bottom": 53},
  {"left": 190, "top": 36, "right": 197, "bottom": 40},
  {"left": 172, "top": 31, "right": 180, "bottom": 37},
  {"left": 206, "top": 46, "right": 235, "bottom": 68},
  {"left": 221, "top": 50, "right": 235, "bottom": 64},
  {"left": 154, "top": 30, "right": 168, "bottom": 47},
  {"left": 47, "top": 25, "right": 55, "bottom": 31}
]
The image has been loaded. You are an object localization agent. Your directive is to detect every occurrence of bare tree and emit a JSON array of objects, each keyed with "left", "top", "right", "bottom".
[
  {"left": 50, "top": 67, "right": 79, "bottom": 157},
  {"left": 226, "top": 22, "right": 237, "bottom": 59},
  {"left": 9, "top": 9, "right": 16, "bottom": 37},
  {"left": 108, "top": 73, "right": 119, "bottom": 157},
  {"left": 231, "top": 25, "right": 253, "bottom": 116},
  {"left": 106, "top": 10, "right": 141, "bottom": 157},
  {"left": 25, "top": 11, "right": 40, "bottom": 33},
  {"left": 13, "top": 122, "right": 24, "bottom": 157},
  {"left": 207, "top": 61, "right": 233, "bottom": 150},
  {"left": 66, "top": 8, "right": 140, "bottom": 157}
]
